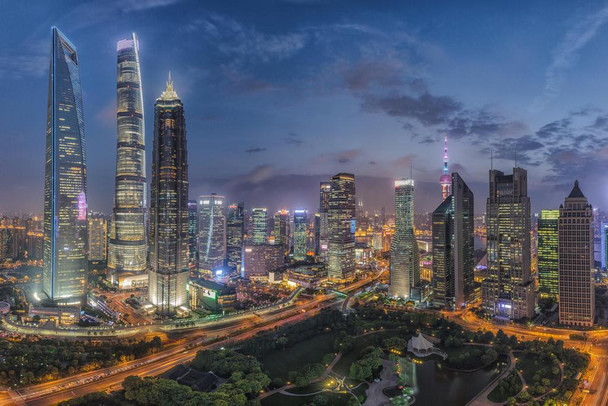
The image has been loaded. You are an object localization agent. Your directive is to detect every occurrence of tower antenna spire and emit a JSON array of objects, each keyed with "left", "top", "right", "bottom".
[
  {"left": 439, "top": 134, "right": 451, "bottom": 200},
  {"left": 491, "top": 149, "right": 494, "bottom": 171}
]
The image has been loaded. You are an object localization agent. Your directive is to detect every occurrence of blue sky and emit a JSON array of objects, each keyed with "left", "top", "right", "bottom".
[{"left": 2, "top": 0, "right": 608, "bottom": 215}]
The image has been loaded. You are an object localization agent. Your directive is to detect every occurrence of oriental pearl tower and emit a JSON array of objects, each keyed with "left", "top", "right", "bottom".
[{"left": 439, "top": 136, "right": 451, "bottom": 200}]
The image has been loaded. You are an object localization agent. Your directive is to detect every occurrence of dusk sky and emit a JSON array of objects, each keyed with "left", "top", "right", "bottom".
[{"left": 3, "top": 0, "right": 608, "bottom": 215}]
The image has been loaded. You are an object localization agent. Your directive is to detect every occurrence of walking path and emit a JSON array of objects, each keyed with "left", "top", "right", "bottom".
[
  {"left": 259, "top": 351, "right": 343, "bottom": 399},
  {"left": 466, "top": 351, "right": 516, "bottom": 406}
]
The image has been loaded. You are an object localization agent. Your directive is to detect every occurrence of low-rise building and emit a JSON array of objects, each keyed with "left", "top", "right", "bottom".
[
  {"left": 188, "top": 279, "right": 236, "bottom": 312},
  {"left": 286, "top": 264, "right": 327, "bottom": 289}
]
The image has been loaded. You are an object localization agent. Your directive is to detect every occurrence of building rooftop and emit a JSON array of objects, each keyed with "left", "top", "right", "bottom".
[
  {"left": 567, "top": 180, "right": 585, "bottom": 198},
  {"left": 190, "top": 278, "right": 234, "bottom": 293}
]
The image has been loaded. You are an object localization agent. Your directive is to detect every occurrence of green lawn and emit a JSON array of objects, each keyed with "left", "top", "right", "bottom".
[
  {"left": 516, "top": 353, "right": 561, "bottom": 396},
  {"left": 260, "top": 332, "right": 339, "bottom": 379}
]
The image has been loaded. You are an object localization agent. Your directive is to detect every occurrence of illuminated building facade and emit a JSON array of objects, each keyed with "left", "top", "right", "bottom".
[
  {"left": 432, "top": 173, "right": 474, "bottom": 308},
  {"left": 538, "top": 209, "right": 559, "bottom": 300},
  {"left": 108, "top": 34, "right": 147, "bottom": 287},
  {"left": 293, "top": 209, "right": 308, "bottom": 260},
  {"left": 327, "top": 173, "right": 356, "bottom": 280},
  {"left": 601, "top": 222, "right": 608, "bottom": 270},
  {"left": 87, "top": 214, "right": 107, "bottom": 262},
  {"left": 148, "top": 74, "right": 189, "bottom": 316},
  {"left": 482, "top": 168, "right": 535, "bottom": 320},
  {"left": 389, "top": 179, "right": 419, "bottom": 299},
  {"left": 273, "top": 209, "right": 290, "bottom": 252},
  {"left": 558, "top": 181, "right": 595, "bottom": 326},
  {"left": 242, "top": 243, "right": 284, "bottom": 279},
  {"left": 318, "top": 182, "right": 331, "bottom": 259},
  {"left": 226, "top": 202, "right": 244, "bottom": 271},
  {"left": 188, "top": 200, "right": 198, "bottom": 267},
  {"left": 439, "top": 136, "right": 451, "bottom": 200},
  {"left": 252, "top": 208, "right": 268, "bottom": 244},
  {"left": 197, "top": 194, "right": 226, "bottom": 274},
  {"left": 43, "top": 27, "right": 88, "bottom": 305}
]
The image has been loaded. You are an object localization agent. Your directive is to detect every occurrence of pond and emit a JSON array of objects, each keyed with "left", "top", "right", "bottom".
[{"left": 408, "top": 357, "right": 506, "bottom": 406}]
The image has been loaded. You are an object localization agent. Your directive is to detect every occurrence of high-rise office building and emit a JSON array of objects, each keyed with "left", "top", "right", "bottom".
[
  {"left": 601, "top": 222, "right": 608, "bottom": 270},
  {"left": 293, "top": 209, "right": 308, "bottom": 261},
  {"left": 432, "top": 173, "right": 474, "bottom": 308},
  {"left": 188, "top": 200, "right": 198, "bottom": 267},
  {"left": 43, "top": 27, "right": 88, "bottom": 306},
  {"left": 252, "top": 208, "right": 268, "bottom": 244},
  {"left": 148, "top": 74, "right": 189, "bottom": 316},
  {"left": 327, "top": 173, "right": 356, "bottom": 280},
  {"left": 538, "top": 209, "right": 559, "bottom": 300},
  {"left": 226, "top": 202, "right": 244, "bottom": 272},
  {"left": 482, "top": 168, "right": 535, "bottom": 320},
  {"left": 108, "top": 34, "right": 147, "bottom": 288},
  {"left": 439, "top": 136, "right": 451, "bottom": 200},
  {"left": 242, "top": 243, "right": 284, "bottom": 279},
  {"left": 88, "top": 214, "right": 107, "bottom": 262},
  {"left": 318, "top": 182, "right": 331, "bottom": 259},
  {"left": 558, "top": 181, "right": 595, "bottom": 327},
  {"left": 197, "top": 194, "right": 226, "bottom": 274},
  {"left": 389, "top": 179, "right": 419, "bottom": 299},
  {"left": 273, "top": 209, "right": 290, "bottom": 252}
]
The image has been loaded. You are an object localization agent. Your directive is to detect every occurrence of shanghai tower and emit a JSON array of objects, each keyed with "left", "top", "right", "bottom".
[
  {"left": 43, "top": 27, "right": 88, "bottom": 305},
  {"left": 108, "top": 34, "right": 147, "bottom": 289},
  {"left": 148, "top": 74, "right": 189, "bottom": 315}
]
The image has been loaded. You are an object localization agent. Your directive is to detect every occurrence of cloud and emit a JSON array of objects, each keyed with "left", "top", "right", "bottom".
[
  {"left": 531, "top": 4, "right": 608, "bottom": 111},
  {"left": 393, "top": 154, "right": 417, "bottom": 168},
  {"left": 315, "top": 149, "right": 362, "bottom": 164},
  {"left": 446, "top": 109, "right": 526, "bottom": 141},
  {"left": 245, "top": 147, "right": 267, "bottom": 154},
  {"left": 188, "top": 13, "right": 308, "bottom": 64},
  {"left": 285, "top": 132, "right": 304, "bottom": 146},
  {"left": 120, "top": 0, "right": 183, "bottom": 11},
  {"left": 362, "top": 92, "right": 462, "bottom": 126}
]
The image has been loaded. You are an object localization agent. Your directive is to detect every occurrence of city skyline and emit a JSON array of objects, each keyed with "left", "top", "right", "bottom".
[{"left": 5, "top": 1, "right": 608, "bottom": 216}]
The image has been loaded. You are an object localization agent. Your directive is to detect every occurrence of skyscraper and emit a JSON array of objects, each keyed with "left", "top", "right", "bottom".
[
  {"left": 601, "top": 222, "right": 608, "bottom": 270},
  {"left": 293, "top": 209, "right": 308, "bottom": 261},
  {"left": 432, "top": 173, "right": 474, "bottom": 308},
  {"left": 482, "top": 168, "right": 535, "bottom": 320},
  {"left": 318, "top": 182, "right": 331, "bottom": 259},
  {"left": 439, "top": 136, "right": 451, "bottom": 200},
  {"left": 197, "top": 194, "right": 226, "bottom": 274},
  {"left": 558, "top": 181, "right": 595, "bottom": 327},
  {"left": 252, "top": 208, "right": 268, "bottom": 244},
  {"left": 88, "top": 214, "right": 107, "bottom": 262},
  {"left": 148, "top": 74, "right": 189, "bottom": 316},
  {"left": 188, "top": 200, "right": 198, "bottom": 267},
  {"left": 273, "top": 209, "right": 290, "bottom": 252},
  {"left": 43, "top": 27, "right": 88, "bottom": 306},
  {"left": 328, "top": 173, "right": 356, "bottom": 280},
  {"left": 108, "top": 34, "right": 147, "bottom": 288},
  {"left": 389, "top": 179, "right": 419, "bottom": 299},
  {"left": 226, "top": 202, "right": 244, "bottom": 272},
  {"left": 538, "top": 209, "right": 559, "bottom": 300}
]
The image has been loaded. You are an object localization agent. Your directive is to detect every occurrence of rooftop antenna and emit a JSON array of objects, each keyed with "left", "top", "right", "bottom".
[
  {"left": 490, "top": 149, "right": 494, "bottom": 171},
  {"left": 410, "top": 160, "right": 413, "bottom": 180},
  {"left": 514, "top": 147, "right": 518, "bottom": 168}
]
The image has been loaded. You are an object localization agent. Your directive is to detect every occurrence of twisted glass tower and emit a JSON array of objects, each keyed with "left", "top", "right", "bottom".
[
  {"left": 148, "top": 74, "right": 189, "bottom": 316},
  {"left": 108, "top": 34, "right": 147, "bottom": 288},
  {"left": 43, "top": 27, "right": 88, "bottom": 305}
]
